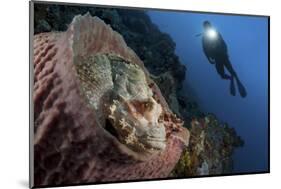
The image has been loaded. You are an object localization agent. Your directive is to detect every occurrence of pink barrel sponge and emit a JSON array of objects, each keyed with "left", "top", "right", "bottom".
[{"left": 33, "top": 13, "right": 190, "bottom": 187}]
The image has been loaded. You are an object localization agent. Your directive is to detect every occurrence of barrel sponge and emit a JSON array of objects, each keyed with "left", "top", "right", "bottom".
[{"left": 33, "top": 13, "right": 189, "bottom": 187}]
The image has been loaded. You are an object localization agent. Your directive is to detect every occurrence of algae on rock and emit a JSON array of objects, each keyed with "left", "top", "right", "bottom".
[{"left": 171, "top": 114, "right": 244, "bottom": 177}]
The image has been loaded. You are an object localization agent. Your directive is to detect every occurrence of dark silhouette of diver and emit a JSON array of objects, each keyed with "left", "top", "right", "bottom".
[{"left": 201, "top": 21, "right": 247, "bottom": 98}]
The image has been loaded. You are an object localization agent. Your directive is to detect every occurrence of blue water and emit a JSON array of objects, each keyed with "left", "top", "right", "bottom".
[{"left": 148, "top": 10, "right": 268, "bottom": 173}]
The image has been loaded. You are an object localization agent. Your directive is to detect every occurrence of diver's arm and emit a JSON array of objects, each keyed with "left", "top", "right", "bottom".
[
  {"left": 207, "top": 57, "right": 215, "bottom": 64},
  {"left": 203, "top": 43, "right": 215, "bottom": 64},
  {"left": 219, "top": 33, "right": 228, "bottom": 54}
]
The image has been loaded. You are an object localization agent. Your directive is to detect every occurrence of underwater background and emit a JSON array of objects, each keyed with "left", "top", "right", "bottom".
[
  {"left": 149, "top": 11, "right": 269, "bottom": 173},
  {"left": 33, "top": 3, "right": 269, "bottom": 176}
]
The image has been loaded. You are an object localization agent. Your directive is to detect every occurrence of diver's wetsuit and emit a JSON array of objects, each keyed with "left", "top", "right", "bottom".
[
  {"left": 202, "top": 23, "right": 247, "bottom": 98},
  {"left": 203, "top": 32, "right": 235, "bottom": 78}
]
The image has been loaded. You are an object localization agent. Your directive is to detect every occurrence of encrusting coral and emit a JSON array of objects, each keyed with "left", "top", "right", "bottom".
[
  {"left": 33, "top": 13, "right": 189, "bottom": 187},
  {"left": 171, "top": 114, "right": 244, "bottom": 177}
]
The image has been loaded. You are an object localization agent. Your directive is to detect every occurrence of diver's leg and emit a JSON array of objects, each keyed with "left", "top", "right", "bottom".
[
  {"left": 215, "top": 62, "right": 236, "bottom": 96},
  {"left": 215, "top": 62, "right": 232, "bottom": 80},
  {"left": 224, "top": 57, "right": 237, "bottom": 78},
  {"left": 224, "top": 58, "right": 247, "bottom": 97}
]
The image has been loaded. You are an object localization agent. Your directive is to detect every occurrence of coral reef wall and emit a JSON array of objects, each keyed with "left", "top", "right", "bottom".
[
  {"left": 33, "top": 13, "right": 189, "bottom": 187},
  {"left": 34, "top": 4, "right": 186, "bottom": 87},
  {"left": 171, "top": 115, "right": 244, "bottom": 176}
]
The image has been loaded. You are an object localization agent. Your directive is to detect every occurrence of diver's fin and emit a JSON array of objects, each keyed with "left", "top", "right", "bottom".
[
  {"left": 230, "top": 77, "right": 236, "bottom": 96},
  {"left": 236, "top": 78, "right": 247, "bottom": 98}
]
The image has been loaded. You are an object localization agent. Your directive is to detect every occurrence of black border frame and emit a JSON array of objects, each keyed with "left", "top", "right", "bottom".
[{"left": 29, "top": 0, "right": 270, "bottom": 188}]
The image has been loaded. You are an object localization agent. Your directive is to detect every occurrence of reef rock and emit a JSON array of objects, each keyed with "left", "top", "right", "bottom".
[
  {"left": 171, "top": 114, "right": 244, "bottom": 177},
  {"left": 33, "top": 13, "right": 189, "bottom": 187}
]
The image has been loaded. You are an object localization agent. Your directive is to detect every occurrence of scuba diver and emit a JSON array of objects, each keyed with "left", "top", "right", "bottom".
[{"left": 199, "top": 21, "right": 247, "bottom": 98}]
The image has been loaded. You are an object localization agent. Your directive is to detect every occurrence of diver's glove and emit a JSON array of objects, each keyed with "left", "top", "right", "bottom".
[{"left": 208, "top": 57, "right": 215, "bottom": 64}]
